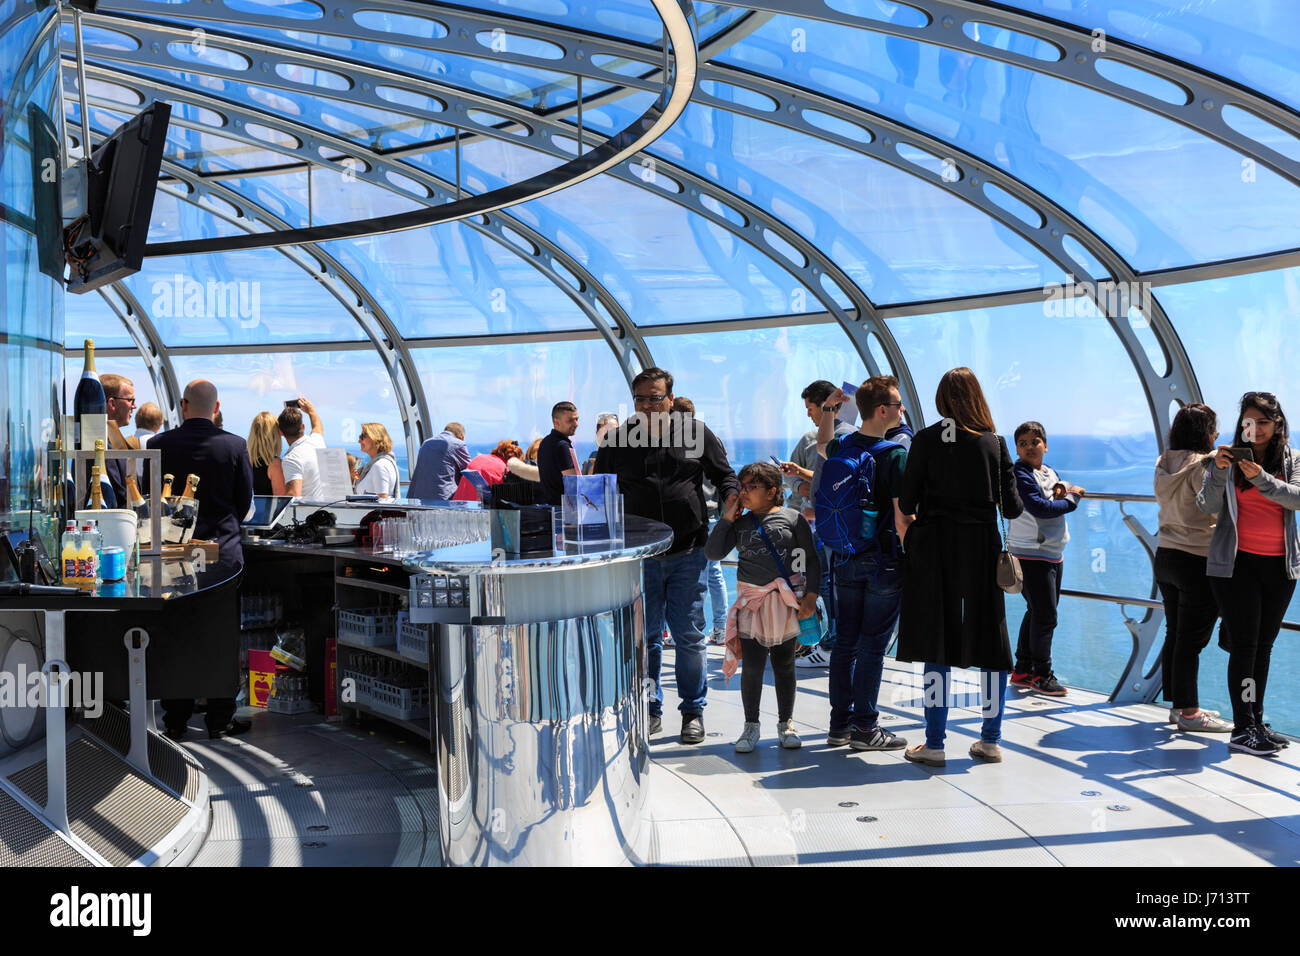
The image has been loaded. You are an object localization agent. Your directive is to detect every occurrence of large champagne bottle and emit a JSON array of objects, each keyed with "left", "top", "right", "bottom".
[{"left": 73, "top": 339, "right": 107, "bottom": 452}]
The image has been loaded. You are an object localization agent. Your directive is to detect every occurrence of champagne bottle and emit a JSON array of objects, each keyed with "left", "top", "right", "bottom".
[
  {"left": 74, "top": 338, "right": 107, "bottom": 451},
  {"left": 89, "top": 464, "right": 104, "bottom": 509},
  {"left": 171, "top": 473, "right": 199, "bottom": 531},
  {"left": 124, "top": 472, "right": 149, "bottom": 518},
  {"left": 88, "top": 439, "right": 114, "bottom": 508},
  {"left": 161, "top": 474, "right": 174, "bottom": 499}
]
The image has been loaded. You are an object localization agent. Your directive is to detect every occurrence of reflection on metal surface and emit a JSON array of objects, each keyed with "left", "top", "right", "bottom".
[{"left": 436, "top": 598, "right": 648, "bottom": 866}]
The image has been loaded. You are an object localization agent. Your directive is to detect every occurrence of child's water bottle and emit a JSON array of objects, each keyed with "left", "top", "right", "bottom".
[{"left": 859, "top": 507, "right": 879, "bottom": 541}]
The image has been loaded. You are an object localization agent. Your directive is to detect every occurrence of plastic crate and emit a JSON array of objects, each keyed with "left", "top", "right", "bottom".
[
  {"left": 337, "top": 608, "right": 397, "bottom": 647},
  {"left": 340, "top": 669, "right": 372, "bottom": 708},
  {"left": 368, "top": 678, "right": 429, "bottom": 721},
  {"left": 267, "top": 696, "right": 314, "bottom": 715},
  {"left": 397, "top": 621, "right": 431, "bottom": 664}
]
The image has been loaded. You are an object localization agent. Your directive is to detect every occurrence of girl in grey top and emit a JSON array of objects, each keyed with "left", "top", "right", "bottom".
[{"left": 707, "top": 462, "right": 820, "bottom": 753}]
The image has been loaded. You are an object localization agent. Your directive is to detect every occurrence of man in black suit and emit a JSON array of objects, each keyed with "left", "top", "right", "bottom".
[{"left": 146, "top": 379, "right": 254, "bottom": 741}]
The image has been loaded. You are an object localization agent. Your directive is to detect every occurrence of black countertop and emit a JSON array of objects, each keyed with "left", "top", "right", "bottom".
[{"left": 0, "top": 556, "right": 242, "bottom": 611}]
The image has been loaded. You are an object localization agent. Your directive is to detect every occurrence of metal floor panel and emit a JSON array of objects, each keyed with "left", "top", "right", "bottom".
[
  {"left": 81, "top": 705, "right": 203, "bottom": 803},
  {"left": 0, "top": 789, "right": 90, "bottom": 867},
  {"left": 208, "top": 770, "right": 427, "bottom": 841},
  {"left": 193, "top": 831, "right": 427, "bottom": 867},
  {"left": 8, "top": 737, "right": 188, "bottom": 867}
]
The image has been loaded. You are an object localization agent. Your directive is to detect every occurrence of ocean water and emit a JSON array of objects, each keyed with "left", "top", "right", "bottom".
[{"left": 376, "top": 434, "right": 1297, "bottom": 734}]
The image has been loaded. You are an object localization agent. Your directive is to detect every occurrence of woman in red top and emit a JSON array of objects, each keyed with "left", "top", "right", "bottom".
[
  {"left": 468, "top": 440, "right": 523, "bottom": 485},
  {"left": 1198, "top": 392, "right": 1299, "bottom": 756}
]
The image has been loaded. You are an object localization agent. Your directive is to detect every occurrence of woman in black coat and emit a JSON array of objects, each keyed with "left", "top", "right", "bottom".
[{"left": 897, "top": 367, "right": 1024, "bottom": 767}]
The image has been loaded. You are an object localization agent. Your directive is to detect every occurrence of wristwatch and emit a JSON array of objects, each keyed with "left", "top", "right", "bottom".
[{"left": 821, "top": 402, "right": 841, "bottom": 412}]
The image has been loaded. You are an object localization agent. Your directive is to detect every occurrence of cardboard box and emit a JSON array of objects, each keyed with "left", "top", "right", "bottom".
[{"left": 249, "top": 648, "right": 275, "bottom": 708}]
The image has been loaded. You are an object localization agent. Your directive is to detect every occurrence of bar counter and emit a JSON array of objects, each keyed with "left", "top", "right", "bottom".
[{"left": 243, "top": 515, "right": 674, "bottom": 865}]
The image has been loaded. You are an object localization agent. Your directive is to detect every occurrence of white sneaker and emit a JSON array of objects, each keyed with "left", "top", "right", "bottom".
[
  {"left": 662, "top": 633, "right": 674, "bottom": 647},
  {"left": 709, "top": 629, "right": 726, "bottom": 645},
  {"left": 734, "top": 722, "right": 761, "bottom": 753},
  {"left": 778, "top": 720, "right": 802, "bottom": 749},
  {"left": 795, "top": 646, "right": 830, "bottom": 668}
]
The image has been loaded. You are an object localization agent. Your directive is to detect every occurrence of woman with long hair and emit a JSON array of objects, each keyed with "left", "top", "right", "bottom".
[
  {"left": 355, "top": 422, "right": 400, "bottom": 498},
  {"left": 247, "top": 411, "right": 285, "bottom": 495},
  {"left": 896, "top": 367, "right": 1023, "bottom": 766},
  {"left": 1154, "top": 403, "right": 1229, "bottom": 732},
  {"left": 1197, "top": 391, "right": 1300, "bottom": 755}
]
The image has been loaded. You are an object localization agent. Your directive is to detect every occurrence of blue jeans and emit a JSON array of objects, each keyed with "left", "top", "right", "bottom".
[
  {"left": 699, "top": 559, "right": 728, "bottom": 634},
  {"left": 829, "top": 557, "right": 903, "bottom": 732},
  {"left": 816, "top": 543, "right": 837, "bottom": 650},
  {"left": 922, "top": 666, "right": 1009, "bottom": 749},
  {"left": 644, "top": 548, "right": 709, "bottom": 717}
]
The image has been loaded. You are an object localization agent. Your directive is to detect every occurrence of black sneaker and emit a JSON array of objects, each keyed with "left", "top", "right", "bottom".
[
  {"left": 1030, "top": 673, "right": 1068, "bottom": 697},
  {"left": 648, "top": 714, "right": 662, "bottom": 736},
  {"left": 849, "top": 725, "right": 907, "bottom": 751},
  {"left": 1228, "top": 726, "right": 1279, "bottom": 756},
  {"left": 826, "top": 727, "right": 851, "bottom": 747},
  {"left": 681, "top": 714, "right": 705, "bottom": 745},
  {"left": 1261, "top": 723, "right": 1291, "bottom": 749}
]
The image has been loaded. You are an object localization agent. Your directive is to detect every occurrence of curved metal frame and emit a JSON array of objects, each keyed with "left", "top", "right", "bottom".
[
  {"left": 65, "top": 60, "right": 655, "bottom": 385},
  {"left": 728, "top": 0, "right": 1300, "bottom": 187},
  {"left": 71, "top": 2, "right": 702, "bottom": 252},
  {"left": 64, "top": 26, "right": 921, "bottom": 416}
]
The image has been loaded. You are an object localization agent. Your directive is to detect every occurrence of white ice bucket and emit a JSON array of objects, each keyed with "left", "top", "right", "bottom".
[{"left": 76, "top": 509, "right": 138, "bottom": 557}]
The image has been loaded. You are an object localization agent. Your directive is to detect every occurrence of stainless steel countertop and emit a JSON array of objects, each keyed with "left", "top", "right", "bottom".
[
  {"left": 406, "top": 516, "right": 673, "bottom": 575},
  {"left": 243, "top": 516, "right": 674, "bottom": 575}
]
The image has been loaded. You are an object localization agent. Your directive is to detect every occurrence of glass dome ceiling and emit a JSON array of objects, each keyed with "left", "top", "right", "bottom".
[{"left": 57, "top": 0, "right": 1300, "bottom": 475}]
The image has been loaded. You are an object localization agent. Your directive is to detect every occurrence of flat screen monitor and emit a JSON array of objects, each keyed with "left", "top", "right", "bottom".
[{"left": 243, "top": 495, "right": 294, "bottom": 530}]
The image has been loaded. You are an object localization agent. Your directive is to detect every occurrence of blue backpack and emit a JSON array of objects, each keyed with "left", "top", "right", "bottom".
[{"left": 813, "top": 435, "right": 902, "bottom": 557}]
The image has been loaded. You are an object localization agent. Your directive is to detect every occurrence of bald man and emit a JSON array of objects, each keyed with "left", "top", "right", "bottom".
[{"left": 145, "top": 379, "right": 254, "bottom": 740}]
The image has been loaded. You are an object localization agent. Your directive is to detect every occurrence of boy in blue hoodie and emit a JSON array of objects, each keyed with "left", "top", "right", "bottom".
[{"left": 1008, "top": 421, "right": 1085, "bottom": 696}]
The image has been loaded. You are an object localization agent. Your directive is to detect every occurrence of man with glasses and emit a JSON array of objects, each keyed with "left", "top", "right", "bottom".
[
  {"left": 99, "top": 373, "right": 137, "bottom": 507},
  {"left": 594, "top": 368, "right": 739, "bottom": 744}
]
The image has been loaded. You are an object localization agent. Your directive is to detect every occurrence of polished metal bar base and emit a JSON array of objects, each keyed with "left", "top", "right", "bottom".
[{"left": 437, "top": 598, "right": 650, "bottom": 866}]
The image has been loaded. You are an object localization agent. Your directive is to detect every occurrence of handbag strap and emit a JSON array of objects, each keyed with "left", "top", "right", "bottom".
[
  {"left": 750, "top": 514, "right": 797, "bottom": 591},
  {"left": 995, "top": 438, "right": 1010, "bottom": 550}
]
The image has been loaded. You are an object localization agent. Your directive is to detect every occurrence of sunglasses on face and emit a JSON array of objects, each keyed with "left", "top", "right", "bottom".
[{"left": 633, "top": 394, "right": 667, "bottom": 405}]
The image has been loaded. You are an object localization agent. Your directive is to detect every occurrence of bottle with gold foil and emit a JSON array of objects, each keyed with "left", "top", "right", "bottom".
[
  {"left": 89, "top": 464, "right": 105, "bottom": 510},
  {"left": 170, "top": 473, "right": 199, "bottom": 533},
  {"left": 124, "top": 472, "right": 149, "bottom": 519}
]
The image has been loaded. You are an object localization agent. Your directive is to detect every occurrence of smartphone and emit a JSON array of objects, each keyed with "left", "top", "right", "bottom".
[
  {"left": 1229, "top": 446, "right": 1255, "bottom": 462},
  {"left": 769, "top": 455, "right": 784, "bottom": 468},
  {"left": 284, "top": 399, "right": 300, "bottom": 409}
]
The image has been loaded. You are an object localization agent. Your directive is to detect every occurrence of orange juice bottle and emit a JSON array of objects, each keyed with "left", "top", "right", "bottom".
[
  {"left": 61, "top": 521, "right": 80, "bottom": 585},
  {"left": 76, "top": 522, "right": 98, "bottom": 587}
]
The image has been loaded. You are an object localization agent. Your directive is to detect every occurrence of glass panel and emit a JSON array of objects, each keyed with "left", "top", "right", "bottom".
[
  {"left": 644, "top": 323, "right": 869, "bottom": 463},
  {"left": 120, "top": 249, "right": 367, "bottom": 346},
  {"left": 64, "top": 289, "right": 135, "bottom": 350},
  {"left": 152, "top": 16, "right": 608, "bottom": 110},
  {"left": 718, "top": 16, "right": 1300, "bottom": 269},
  {"left": 410, "top": 339, "right": 629, "bottom": 466},
  {"left": 578, "top": 101, "right": 1065, "bottom": 303},
  {"left": 169, "top": 349, "right": 409, "bottom": 477},
  {"left": 886, "top": 298, "right": 1162, "bottom": 703},
  {"left": 998, "top": 1, "right": 1300, "bottom": 114},
  {"left": 323, "top": 220, "right": 596, "bottom": 338},
  {"left": 4, "top": 1, "right": 64, "bottom": 529}
]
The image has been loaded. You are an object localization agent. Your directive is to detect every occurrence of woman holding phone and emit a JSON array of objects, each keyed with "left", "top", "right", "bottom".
[{"left": 1197, "top": 391, "right": 1300, "bottom": 755}]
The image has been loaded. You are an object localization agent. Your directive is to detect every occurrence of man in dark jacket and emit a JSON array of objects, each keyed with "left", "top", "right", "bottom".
[
  {"left": 594, "top": 368, "right": 738, "bottom": 744},
  {"left": 146, "top": 379, "right": 253, "bottom": 741}
]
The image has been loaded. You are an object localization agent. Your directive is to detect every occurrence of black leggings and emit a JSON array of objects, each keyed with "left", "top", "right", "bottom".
[
  {"left": 1209, "top": 551, "right": 1295, "bottom": 733},
  {"left": 1155, "top": 547, "right": 1219, "bottom": 710},
  {"left": 739, "top": 637, "right": 797, "bottom": 723}
]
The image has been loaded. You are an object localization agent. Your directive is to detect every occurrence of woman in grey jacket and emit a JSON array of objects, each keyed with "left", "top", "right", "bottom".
[
  {"left": 1154, "top": 404, "right": 1229, "bottom": 732},
  {"left": 1196, "top": 391, "right": 1300, "bottom": 756}
]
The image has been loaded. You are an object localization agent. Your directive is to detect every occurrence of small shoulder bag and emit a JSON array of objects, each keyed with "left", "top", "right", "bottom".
[{"left": 995, "top": 442, "right": 1024, "bottom": 595}]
